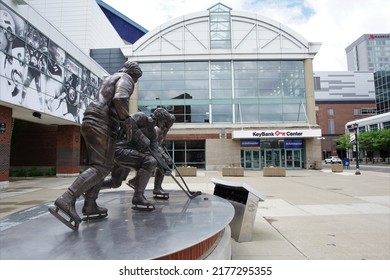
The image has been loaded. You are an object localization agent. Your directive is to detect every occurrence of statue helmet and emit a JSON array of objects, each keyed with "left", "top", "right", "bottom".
[
  {"left": 119, "top": 61, "right": 143, "bottom": 81},
  {"left": 152, "top": 107, "right": 175, "bottom": 124}
]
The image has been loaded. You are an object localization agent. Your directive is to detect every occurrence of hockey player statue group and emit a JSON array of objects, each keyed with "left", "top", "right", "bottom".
[{"left": 49, "top": 61, "right": 197, "bottom": 231}]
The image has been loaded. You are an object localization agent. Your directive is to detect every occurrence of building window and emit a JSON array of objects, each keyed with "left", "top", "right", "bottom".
[
  {"left": 369, "top": 124, "right": 378, "bottom": 131},
  {"left": 138, "top": 62, "right": 210, "bottom": 123},
  {"left": 383, "top": 121, "right": 390, "bottom": 129},
  {"left": 212, "top": 104, "right": 233, "bottom": 123},
  {"left": 328, "top": 119, "right": 335, "bottom": 134},
  {"left": 353, "top": 108, "right": 361, "bottom": 116},
  {"left": 314, "top": 76, "right": 321, "bottom": 90},
  {"left": 234, "top": 60, "right": 306, "bottom": 123},
  {"left": 327, "top": 108, "right": 334, "bottom": 116},
  {"left": 374, "top": 69, "right": 390, "bottom": 114},
  {"left": 209, "top": 3, "right": 231, "bottom": 49},
  {"left": 138, "top": 60, "right": 306, "bottom": 124},
  {"left": 166, "top": 140, "right": 205, "bottom": 169},
  {"left": 361, "top": 108, "right": 376, "bottom": 115},
  {"left": 211, "top": 61, "right": 232, "bottom": 99}
]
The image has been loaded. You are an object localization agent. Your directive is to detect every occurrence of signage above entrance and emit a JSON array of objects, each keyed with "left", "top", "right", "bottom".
[
  {"left": 233, "top": 129, "right": 322, "bottom": 139},
  {"left": 240, "top": 139, "right": 260, "bottom": 147}
]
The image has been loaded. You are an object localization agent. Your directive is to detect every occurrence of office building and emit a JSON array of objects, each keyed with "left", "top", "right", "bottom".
[
  {"left": 314, "top": 71, "right": 376, "bottom": 158},
  {"left": 346, "top": 34, "right": 390, "bottom": 119},
  {"left": 345, "top": 33, "right": 390, "bottom": 72}
]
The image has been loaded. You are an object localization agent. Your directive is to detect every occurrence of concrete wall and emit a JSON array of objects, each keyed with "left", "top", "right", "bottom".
[
  {"left": 305, "top": 138, "right": 323, "bottom": 169},
  {"left": 206, "top": 138, "right": 241, "bottom": 171}
]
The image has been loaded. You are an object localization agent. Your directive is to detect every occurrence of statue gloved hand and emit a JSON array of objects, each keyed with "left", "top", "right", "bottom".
[
  {"left": 162, "top": 168, "right": 172, "bottom": 177},
  {"left": 150, "top": 147, "right": 172, "bottom": 176}
]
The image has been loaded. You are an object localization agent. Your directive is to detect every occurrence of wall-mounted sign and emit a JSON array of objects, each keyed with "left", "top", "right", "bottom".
[
  {"left": 232, "top": 128, "right": 322, "bottom": 139},
  {"left": 0, "top": 122, "right": 6, "bottom": 133},
  {"left": 240, "top": 139, "right": 260, "bottom": 147},
  {"left": 369, "top": 34, "right": 390, "bottom": 39},
  {"left": 285, "top": 139, "right": 304, "bottom": 149}
]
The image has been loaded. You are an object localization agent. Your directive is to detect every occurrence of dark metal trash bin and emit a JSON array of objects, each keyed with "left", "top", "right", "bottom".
[{"left": 211, "top": 178, "right": 266, "bottom": 242}]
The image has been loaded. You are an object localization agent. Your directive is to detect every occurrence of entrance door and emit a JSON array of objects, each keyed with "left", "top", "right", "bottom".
[
  {"left": 293, "top": 149, "right": 302, "bottom": 168},
  {"left": 286, "top": 150, "right": 293, "bottom": 168},
  {"left": 241, "top": 150, "right": 260, "bottom": 170},
  {"left": 264, "top": 149, "right": 282, "bottom": 167},
  {"left": 285, "top": 149, "right": 302, "bottom": 168}
]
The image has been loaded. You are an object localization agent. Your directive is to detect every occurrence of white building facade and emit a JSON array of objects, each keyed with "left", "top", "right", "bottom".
[
  {"left": 0, "top": 0, "right": 116, "bottom": 125},
  {"left": 0, "top": 0, "right": 126, "bottom": 184}
]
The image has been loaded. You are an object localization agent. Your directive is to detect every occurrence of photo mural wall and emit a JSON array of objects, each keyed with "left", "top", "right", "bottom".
[{"left": 0, "top": 3, "right": 102, "bottom": 124}]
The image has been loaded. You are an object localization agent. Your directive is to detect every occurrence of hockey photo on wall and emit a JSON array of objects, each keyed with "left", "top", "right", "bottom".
[{"left": 0, "top": 3, "right": 101, "bottom": 124}]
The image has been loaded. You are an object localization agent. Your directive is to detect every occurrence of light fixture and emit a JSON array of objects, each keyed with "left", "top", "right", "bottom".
[{"left": 32, "top": 112, "right": 41, "bottom": 119}]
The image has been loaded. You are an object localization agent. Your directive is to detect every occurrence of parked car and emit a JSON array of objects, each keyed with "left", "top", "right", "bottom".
[{"left": 324, "top": 156, "right": 342, "bottom": 164}]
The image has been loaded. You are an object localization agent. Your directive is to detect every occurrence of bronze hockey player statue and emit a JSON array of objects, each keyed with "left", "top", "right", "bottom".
[
  {"left": 101, "top": 108, "right": 174, "bottom": 211},
  {"left": 147, "top": 108, "right": 175, "bottom": 199},
  {"left": 49, "top": 61, "right": 143, "bottom": 230}
]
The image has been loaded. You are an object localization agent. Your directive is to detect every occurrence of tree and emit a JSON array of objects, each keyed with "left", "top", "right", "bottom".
[
  {"left": 358, "top": 130, "right": 377, "bottom": 162},
  {"left": 376, "top": 129, "right": 390, "bottom": 162},
  {"left": 353, "top": 129, "right": 390, "bottom": 163},
  {"left": 336, "top": 134, "right": 353, "bottom": 151},
  {"left": 338, "top": 129, "right": 390, "bottom": 163}
]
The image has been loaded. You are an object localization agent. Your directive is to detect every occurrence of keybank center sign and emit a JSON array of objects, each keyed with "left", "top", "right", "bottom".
[{"left": 232, "top": 129, "right": 322, "bottom": 139}]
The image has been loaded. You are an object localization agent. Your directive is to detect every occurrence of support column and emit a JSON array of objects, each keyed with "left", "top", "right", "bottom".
[
  {"left": 56, "top": 125, "right": 80, "bottom": 176},
  {"left": 304, "top": 59, "right": 322, "bottom": 169},
  {"left": 0, "top": 106, "right": 12, "bottom": 186},
  {"left": 304, "top": 58, "right": 317, "bottom": 125}
]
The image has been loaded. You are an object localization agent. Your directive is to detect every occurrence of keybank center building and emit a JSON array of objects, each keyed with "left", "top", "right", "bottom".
[{"left": 127, "top": 3, "right": 322, "bottom": 170}]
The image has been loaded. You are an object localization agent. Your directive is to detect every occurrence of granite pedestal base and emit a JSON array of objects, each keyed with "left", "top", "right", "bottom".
[{"left": 0, "top": 190, "right": 234, "bottom": 260}]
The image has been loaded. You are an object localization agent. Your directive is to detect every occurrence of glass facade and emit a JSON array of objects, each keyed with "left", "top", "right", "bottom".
[
  {"left": 166, "top": 140, "right": 206, "bottom": 169},
  {"left": 374, "top": 69, "right": 390, "bottom": 114},
  {"left": 209, "top": 3, "right": 231, "bottom": 49},
  {"left": 367, "top": 37, "right": 390, "bottom": 71},
  {"left": 132, "top": 2, "right": 318, "bottom": 170},
  {"left": 138, "top": 61, "right": 307, "bottom": 124}
]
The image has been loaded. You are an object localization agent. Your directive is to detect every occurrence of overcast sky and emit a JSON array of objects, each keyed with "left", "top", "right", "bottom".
[{"left": 102, "top": 0, "right": 390, "bottom": 72}]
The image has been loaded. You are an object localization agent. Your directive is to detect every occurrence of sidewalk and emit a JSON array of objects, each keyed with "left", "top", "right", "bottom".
[{"left": 1, "top": 169, "right": 389, "bottom": 260}]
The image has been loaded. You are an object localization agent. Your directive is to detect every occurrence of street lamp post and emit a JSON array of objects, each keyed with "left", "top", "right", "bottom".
[{"left": 353, "top": 123, "right": 361, "bottom": 175}]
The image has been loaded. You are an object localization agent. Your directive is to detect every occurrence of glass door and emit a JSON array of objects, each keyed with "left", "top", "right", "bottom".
[
  {"left": 273, "top": 149, "right": 281, "bottom": 167},
  {"left": 252, "top": 150, "right": 260, "bottom": 169},
  {"left": 286, "top": 150, "right": 293, "bottom": 168},
  {"left": 241, "top": 150, "right": 261, "bottom": 170},
  {"left": 244, "top": 150, "right": 252, "bottom": 169},
  {"left": 293, "top": 149, "right": 302, "bottom": 168},
  {"left": 264, "top": 149, "right": 282, "bottom": 167},
  {"left": 264, "top": 149, "right": 273, "bottom": 167},
  {"left": 285, "top": 149, "right": 302, "bottom": 168}
]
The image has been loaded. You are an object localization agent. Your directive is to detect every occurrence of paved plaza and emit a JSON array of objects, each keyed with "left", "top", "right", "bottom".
[{"left": 1, "top": 168, "right": 389, "bottom": 260}]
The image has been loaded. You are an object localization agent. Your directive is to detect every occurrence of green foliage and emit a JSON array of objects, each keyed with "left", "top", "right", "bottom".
[
  {"left": 336, "top": 134, "right": 353, "bottom": 150},
  {"left": 9, "top": 167, "right": 56, "bottom": 177},
  {"left": 337, "top": 129, "right": 390, "bottom": 162},
  {"left": 358, "top": 130, "right": 378, "bottom": 154},
  {"left": 359, "top": 129, "right": 390, "bottom": 153}
]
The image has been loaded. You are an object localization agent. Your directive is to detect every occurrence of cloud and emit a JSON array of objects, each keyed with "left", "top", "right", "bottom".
[{"left": 102, "top": 0, "right": 390, "bottom": 71}]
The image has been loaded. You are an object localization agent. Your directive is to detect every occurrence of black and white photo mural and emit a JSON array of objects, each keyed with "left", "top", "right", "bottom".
[{"left": 0, "top": 3, "right": 101, "bottom": 123}]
